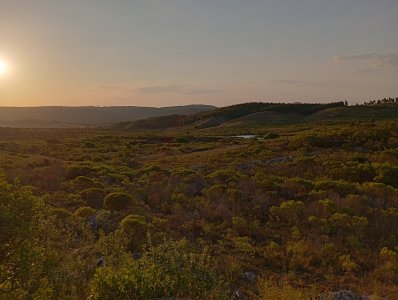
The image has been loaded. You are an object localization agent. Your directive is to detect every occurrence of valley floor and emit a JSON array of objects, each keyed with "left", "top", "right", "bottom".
[{"left": 1, "top": 120, "right": 398, "bottom": 299}]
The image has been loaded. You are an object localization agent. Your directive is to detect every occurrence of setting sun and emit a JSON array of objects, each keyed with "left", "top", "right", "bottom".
[{"left": 0, "top": 59, "right": 9, "bottom": 77}]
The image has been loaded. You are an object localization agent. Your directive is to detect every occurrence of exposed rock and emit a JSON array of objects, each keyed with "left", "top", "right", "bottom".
[
  {"left": 88, "top": 215, "right": 99, "bottom": 230},
  {"left": 264, "top": 156, "right": 293, "bottom": 165},
  {"left": 96, "top": 256, "right": 106, "bottom": 267},
  {"left": 233, "top": 289, "right": 247, "bottom": 300},
  {"left": 150, "top": 298, "right": 190, "bottom": 300},
  {"left": 242, "top": 271, "right": 257, "bottom": 283},
  {"left": 318, "top": 290, "right": 369, "bottom": 300},
  {"left": 354, "top": 147, "right": 370, "bottom": 152},
  {"left": 132, "top": 252, "right": 141, "bottom": 260},
  {"left": 237, "top": 156, "right": 294, "bottom": 170}
]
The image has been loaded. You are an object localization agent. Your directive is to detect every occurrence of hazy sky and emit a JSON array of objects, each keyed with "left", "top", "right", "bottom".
[{"left": 1, "top": 0, "right": 397, "bottom": 107}]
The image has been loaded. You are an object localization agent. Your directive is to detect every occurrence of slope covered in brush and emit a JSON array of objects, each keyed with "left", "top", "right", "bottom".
[{"left": 117, "top": 101, "right": 347, "bottom": 129}]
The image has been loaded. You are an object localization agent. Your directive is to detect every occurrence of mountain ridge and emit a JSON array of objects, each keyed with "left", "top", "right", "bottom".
[{"left": 0, "top": 104, "right": 216, "bottom": 128}]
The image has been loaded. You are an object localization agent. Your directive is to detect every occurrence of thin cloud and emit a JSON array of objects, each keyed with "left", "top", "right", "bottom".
[
  {"left": 269, "top": 79, "right": 348, "bottom": 89},
  {"left": 269, "top": 79, "right": 331, "bottom": 87},
  {"left": 138, "top": 84, "right": 219, "bottom": 95},
  {"left": 93, "top": 83, "right": 219, "bottom": 96},
  {"left": 93, "top": 84, "right": 135, "bottom": 92},
  {"left": 139, "top": 84, "right": 183, "bottom": 94},
  {"left": 333, "top": 51, "right": 398, "bottom": 72},
  {"left": 269, "top": 80, "right": 308, "bottom": 86},
  {"left": 186, "top": 88, "right": 219, "bottom": 95}
]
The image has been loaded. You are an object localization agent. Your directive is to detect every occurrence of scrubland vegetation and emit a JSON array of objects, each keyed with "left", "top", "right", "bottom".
[{"left": 1, "top": 103, "right": 398, "bottom": 299}]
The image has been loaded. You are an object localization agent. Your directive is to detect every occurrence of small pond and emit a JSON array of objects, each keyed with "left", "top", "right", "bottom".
[{"left": 234, "top": 135, "right": 257, "bottom": 139}]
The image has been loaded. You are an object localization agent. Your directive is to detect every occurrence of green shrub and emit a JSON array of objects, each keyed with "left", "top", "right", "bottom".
[
  {"left": 374, "top": 247, "right": 398, "bottom": 282},
  {"left": 74, "top": 206, "right": 96, "bottom": 219},
  {"left": 103, "top": 192, "right": 133, "bottom": 211},
  {"left": 91, "top": 238, "right": 230, "bottom": 300},
  {"left": 269, "top": 200, "right": 305, "bottom": 227},
  {"left": 51, "top": 207, "right": 72, "bottom": 220},
  {"left": 174, "top": 136, "right": 189, "bottom": 143},
  {"left": 120, "top": 215, "right": 148, "bottom": 251},
  {"left": 207, "top": 169, "right": 242, "bottom": 184},
  {"left": 264, "top": 132, "right": 280, "bottom": 139},
  {"left": 71, "top": 176, "right": 97, "bottom": 190},
  {"left": 316, "top": 180, "right": 357, "bottom": 196},
  {"left": 0, "top": 176, "right": 46, "bottom": 297},
  {"left": 84, "top": 141, "right": 96, "bottom": 148},
  {"left": 256, "top": 278, "right": 317, "bottom": 300},
  {"left": 66, "top": 164, "right": 94, "bottom": 180},
  {"left": 81, "top": 188, "right": 106, "bottom": 209},
  {"left": 374, "top": 163, "right": 398, "bottom": 188}
]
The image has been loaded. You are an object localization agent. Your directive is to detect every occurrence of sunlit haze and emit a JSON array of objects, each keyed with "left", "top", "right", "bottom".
[
  {"left": 0, "top": 59, "right": 9, "bottom": 77},
  {"left": 1, "top": 1, "right": 397, "bottom": 107}
]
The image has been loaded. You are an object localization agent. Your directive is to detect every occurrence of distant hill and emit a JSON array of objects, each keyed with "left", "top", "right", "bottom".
[
  {"left": 116, "top": 101, "right": 398, "bottom": 130},
  {"left": 2, "top": 102, "right": 397, "bottom": 129},
  {"left": 304, "top": 106, "right": 398, "bottom": 122},
  {"left": 0, "top": 105, "right": 215, "bottom": 128}
]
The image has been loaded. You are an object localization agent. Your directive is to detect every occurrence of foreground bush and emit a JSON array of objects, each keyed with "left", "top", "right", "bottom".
[
  {"left": 0, "top": 177, "right": 47, "bottom": 298},
  {"left": 90, "top": 238, "right": 231, "bottom": 300},
  {"left": 0, "top": 176, "right": 95, "bottom": 299},
  {"left": 256, "top": 278, "right": 318, "bottom": 300}
]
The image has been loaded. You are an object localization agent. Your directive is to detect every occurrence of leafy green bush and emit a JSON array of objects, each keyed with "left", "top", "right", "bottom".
[
  {"left": 316, "top": 180, "right": 357, "bottom": 196},
  {"left": 120, "top": 214, "right": 148, "bottom": 251},
  {"left": 256, "top": 278, "right": 317, "bottom": 300},
  {"left": 264, "top": 132, "right": 280, "bottom": 139},
  {"left": 103, "top": 192, "right": 133, "bottom": 211},
  {"left": 75, "top": 206, "right": 96, "bottom": 219},
  {"left": 269, "top": 200, "right": 305, "bottom": 227},
  {"left": 374, "top": 247, "right": 398, "bottom": 282},
  {"left": 84, "top": 141, "right": 96, "bottom": 148},
  {"left": 91, "top": 238, "right": 230, "bottom": 300},
  {"left": 0, "top": 177, "right": 46, "bottom": 297},
  {"left": 81, "top": 188, "right": 106, "bottom": 209},
  {"left": 66, "top": 164, "right": 94, "bottom": 180},
  {"left": 174, "top": 136, "right": 189, "bottom": 143},
  {"left": 374, "top": 163, "right": 398, "bottom": 188},
  {"left": 70, "top": 176, "right": 98, "bottom": 190}
]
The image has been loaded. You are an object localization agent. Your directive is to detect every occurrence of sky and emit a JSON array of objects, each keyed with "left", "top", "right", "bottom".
[{"left": 0, "top": 0, "right": 397, "bottom": 107}]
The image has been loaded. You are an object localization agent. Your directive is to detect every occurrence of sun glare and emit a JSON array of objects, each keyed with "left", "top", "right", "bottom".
[{"left": 0, "top": 59, "right": 9, "bottom": 77}]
